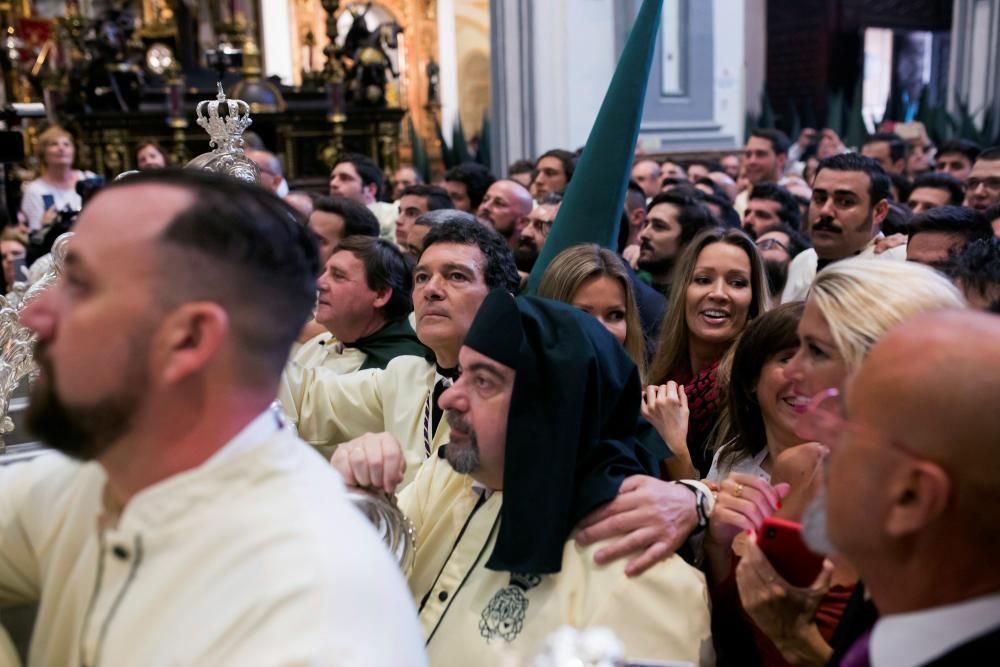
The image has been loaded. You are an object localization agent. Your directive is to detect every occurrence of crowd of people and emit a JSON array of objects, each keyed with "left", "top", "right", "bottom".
[{"left": 0, "top": 115, "right": 998, "bottom": 667}]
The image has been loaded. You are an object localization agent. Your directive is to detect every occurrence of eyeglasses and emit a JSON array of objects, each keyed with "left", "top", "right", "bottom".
[
  {"left": 967, "top": 177, "right": 1000, "bottom": 192},
  {"left": 795, "top": 387, "right": 924, "bottom": 461},
  {"left": 756, "top": 237, "right": 789, "bottom": 253}
]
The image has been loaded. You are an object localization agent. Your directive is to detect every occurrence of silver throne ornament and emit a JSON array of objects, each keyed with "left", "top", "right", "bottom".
[{"left": 186, "top": 83, "right": 260, "bottom": 184}]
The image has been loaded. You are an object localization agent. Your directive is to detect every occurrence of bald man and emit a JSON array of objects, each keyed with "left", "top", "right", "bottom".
[
  {"left": 825, "top": 310, "right": 1000, "bottom": 665},
  {"left": 632, "top": 159, "right": 662, "bottom": 199},
  {"left": 476, "top": 179, "right": 533, "bottom": 251}
]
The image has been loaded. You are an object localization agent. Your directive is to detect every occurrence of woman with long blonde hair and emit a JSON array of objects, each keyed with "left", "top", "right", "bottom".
[{"left": 537, "top": 244, "right": 648, "bottom": 379}]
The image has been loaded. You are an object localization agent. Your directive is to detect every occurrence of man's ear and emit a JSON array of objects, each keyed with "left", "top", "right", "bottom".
[
  {"left": 363, "top": 183, "right": 378, "bottom": 203},
  {"left": 872, "top": 198, "right": 890, "bottom": 228},
  {"left": 885, "top": 462, "right": 951, "bottom": 538},
  {"left": 373, "top": 286, "right": 392, "bottom": 310},
  {"left": 153, "top": 302, "right": 230, "bottom": 385}
]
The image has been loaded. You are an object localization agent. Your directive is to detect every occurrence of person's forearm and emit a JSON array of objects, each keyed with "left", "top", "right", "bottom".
[
  {"left": 664, "top": 454, "right": 696, "bottom": 481},
  {"left": 775, "top": 623, "right": 833, "bottom": 666}
]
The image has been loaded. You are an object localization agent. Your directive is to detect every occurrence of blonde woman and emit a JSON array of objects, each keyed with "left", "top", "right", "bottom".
[
  {"left": 537, "top": 244, "right": 647, "bottom": 379},
  {"left": 20, "top": 126, "right": 97, "bottom": 231},
  {"left": 645, "top": 227, "right": 770, "bottom": 479},
  {"left": 708, "top": 257, "right": 965, "bottom": 665}
]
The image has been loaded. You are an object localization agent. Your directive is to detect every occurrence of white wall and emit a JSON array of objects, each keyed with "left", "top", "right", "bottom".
[
  {"left": 713, "top": 0, "right": 747, "bottom": 145},
  {"left": 531, "top": 0, "right": 616, "bottom": 152},
  {"left": 260, "top": 0, "right": 294, "bottom": 85}
]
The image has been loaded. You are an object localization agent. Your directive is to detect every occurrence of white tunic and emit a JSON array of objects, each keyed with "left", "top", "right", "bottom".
[
  {"left": 0, "top": 411, "right": 427, "bottom": 667},
  {"left": 780, "top": 235, "right": 907, "bottom": 303}
]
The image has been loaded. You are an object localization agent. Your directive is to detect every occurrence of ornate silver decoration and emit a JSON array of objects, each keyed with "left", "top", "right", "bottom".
[
  {"left": 531, "top": 626, "right": 626, "bottom": 667},
  {"left": 185, "top": 83, "right": 260, "bottom": 184},
  {"left": 345, "top": 488, "right": 416, "bottom": 575},
  {"left": 0, "top": 233, "right": 72, "bottom": 453}
]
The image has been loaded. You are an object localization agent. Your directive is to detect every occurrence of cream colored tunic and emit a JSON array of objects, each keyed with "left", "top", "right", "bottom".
[
  {"left": 291, "top": 331, "right": 368, "bottom": 375},
  {"left": 279, "top": 355, "right": 450, "bottom": 485},
  {"left": 398, "top": 454, "right": 715, "bottom": 666},
  {"left": 0, "top": 411, "right": 426, "bottom": 667}
]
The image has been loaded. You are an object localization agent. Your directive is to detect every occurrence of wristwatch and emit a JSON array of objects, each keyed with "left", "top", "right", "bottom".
[{"left": 674, "top": 479, "right": 715, "bottom": 534}]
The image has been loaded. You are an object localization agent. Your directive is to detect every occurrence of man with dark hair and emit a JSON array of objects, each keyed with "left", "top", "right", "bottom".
[
  {"left": 743, "top": 182, "right": 802, "bottom": 236},
  {"left": 964, "top": 146, "right": 1000, "bottom": 212},
  {"left": 329, "top": 152, "right": 396, "bottom": 239},
  {"left": 782, "top": 153, "right": 904, "bottom": 302},
  {"left": 905, "top": 206, "right": 992, "bottom": 273},
  {"left": 952, "top": 237, "right": 1000, "bottom": 311},
  {"left": 476, "top": 179, "right": 533, "bottom": 250},
  {"left": 935, "top": 139, "right": 981, "bottom": 183},
  {"left": 403, "top": 208, "right": 454, "bottom": 259},
  {"left": 631, "top": 158, "right": 662, "bottom": 199},
  {"left": 280, "top": 215, "right": 521, "bottom": 486},
  {"left": 329, "top": 290, "right": 711, "bottom": 665},
  {"left": 755, "top": 222, "right": 811, "bottom": 306},
  {"left": 395, "top": 184, "right": 453, "bottom": 246},
  {"left": 984, "top": 202, "right": 1000, "bottom": 237},
  {"left": 685, "top": 159, "right": 716, "bottom": 182},
  {"left": 623, "top": 180, "right": 648, "bottom": 246},
  {"left": 308, "top": 195, "right": 380, "bottom": 265},
  {"left": 637, "top": 189, "right": 715, "bottom": 296},
  {"left": 506, "top": 159, "right": 535, "bottom": 189},
  {"left": 862, "top": 132, "right": 908, "bottom": 175},
  {"left": 4, "top": 169, "right": 424, "bottom": 666},
  {"left": 907, "top": 172, "right": 966, "bottom": 213},
  {"left": 531, "top": 148, "right": 575, "bottom": 201},
  {"left": 735, "top": 129, "right": 791, "bottom": 217},
  {"left": 444, "top": 162, "right": 496, "bottom": 213},
  {"left": 292, "top": 236, "right": 427, "bottom": 381}
]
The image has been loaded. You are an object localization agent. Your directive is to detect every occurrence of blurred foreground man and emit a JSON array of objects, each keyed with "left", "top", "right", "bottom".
[
  {"left": 332, "top": 291, "right": 712, "bottom": 666},
  {"left": 825, "top": 311, "right": 1000, "bottom": 665},
  {"left": 1, "top": 170, "right": 425, "bottom": 667}
]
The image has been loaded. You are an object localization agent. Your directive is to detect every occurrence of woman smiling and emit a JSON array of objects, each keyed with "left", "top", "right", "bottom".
[{"left": 644, "top": 227, "right": 770, "bottom": 478}]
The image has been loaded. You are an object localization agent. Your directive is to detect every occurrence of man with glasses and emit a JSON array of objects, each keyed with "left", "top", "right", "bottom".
[
  {"left": 963, "top": 146, "right": 1000, "bottom": 212},
  {"left": 754, "top": 223, "right": 810, "bottom": 307},
  {"left": 820, "top": 310, "right": 1000, "bottom": 664}
]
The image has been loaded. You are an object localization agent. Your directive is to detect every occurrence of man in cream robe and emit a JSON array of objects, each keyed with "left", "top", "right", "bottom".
[
  {"left": 0, "top": 170, "right": 425, "bottom": 667},
  {"left": 333, "top": 292, "right": 713, "bottom": 665},
  {"left": 280, "top": 215, "right": 522, "bottom": 484}
]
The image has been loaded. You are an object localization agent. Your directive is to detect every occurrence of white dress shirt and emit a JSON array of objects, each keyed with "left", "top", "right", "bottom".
[{"left": 871, "top": 591, "right": 1000, "bottom": 667}]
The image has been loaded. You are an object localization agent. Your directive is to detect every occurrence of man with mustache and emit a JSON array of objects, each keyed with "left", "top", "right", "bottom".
[
  {"left": 0, "top": 170, "right": 425, "bottom": 666},
  {"left": 781, "top": 154, "right": 907, "bottom": 303},
  {"left": 280, "top": 213, "right": 521, "bottom": 485},
  {"left": 330, "top": 290, "right": 713, "bottom": 665}
]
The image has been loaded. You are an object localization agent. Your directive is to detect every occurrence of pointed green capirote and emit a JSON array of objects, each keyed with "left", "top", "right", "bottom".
[{"left": 525, "top": 0, "right": 663, "bottom": 294}]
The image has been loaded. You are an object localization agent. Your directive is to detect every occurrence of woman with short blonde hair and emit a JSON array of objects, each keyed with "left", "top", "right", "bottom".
[
  {"left": 537, "top": 243, "right": 647, "bottom": 379},
  {"left": 20, "top": 126, "right": 96, "bottom": 231}
]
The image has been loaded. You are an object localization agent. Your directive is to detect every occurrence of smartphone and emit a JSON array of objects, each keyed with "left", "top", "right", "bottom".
[
  {"left": 756, "top": 516, "right": 825, "bottom": 587},
  {"left": 11, "top": 256, "right": 26, "bottom": 283}
]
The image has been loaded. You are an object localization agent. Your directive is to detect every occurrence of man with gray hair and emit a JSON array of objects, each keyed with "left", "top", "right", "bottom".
[{"left": 245, "top": 148, "right": 286, "bottom": 195}]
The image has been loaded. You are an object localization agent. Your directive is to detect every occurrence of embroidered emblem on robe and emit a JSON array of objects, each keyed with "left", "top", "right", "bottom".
[{"left": 478, "top": 573, "right": 541, "bottom": 642}]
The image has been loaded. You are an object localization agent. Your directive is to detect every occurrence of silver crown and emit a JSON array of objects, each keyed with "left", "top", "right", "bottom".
[{"left": 185, "top": 83, "right": 260, "bottom": 184}]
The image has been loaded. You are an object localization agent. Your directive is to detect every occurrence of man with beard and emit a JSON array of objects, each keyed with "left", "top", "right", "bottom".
[
  {"left": 781, "top": 154, "right": 906, "bottom": 303},
  {"left": 0, "top": 169, "right": 425, "bottom": 666},
  {"left": 822, "top": 311, "right": 1000, "bottom": 664},
  {"left": 513, "top": 192, "right": 562, "bottom": 282},
  {"left": 476, "top": 179, "right": 533, "bottom": 251},
  {"left": 291, "top": 236, "right": 428, "bottom": 379},
  {"left": 330, "top": 290, "right": 713, "bottom": 665},
  {"left": 754, "top": 222, "right": 810, "bottom": 307},
  {"left": 743, "top": 182, "right": 802, "bottom": 237},
  {"left": 636, "top": 189, "right": 715, "bottom": 297},
  {"left": 279, "top": 215, "right": 521, "bottom": 486}
]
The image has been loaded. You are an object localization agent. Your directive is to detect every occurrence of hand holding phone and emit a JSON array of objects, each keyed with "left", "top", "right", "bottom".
[{"left": 755, "top": 516, "right": 825, "bottom": 587}]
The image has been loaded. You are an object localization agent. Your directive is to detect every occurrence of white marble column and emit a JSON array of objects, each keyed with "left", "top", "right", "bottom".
[{"left": 948, "top": 0, "right": 1000, "bottom": 134}]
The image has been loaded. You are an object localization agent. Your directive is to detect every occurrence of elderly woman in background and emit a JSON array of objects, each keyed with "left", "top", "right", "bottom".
[
  {"left": 537, "top": 244, "right": 648, "bottom": 379},
  {"left": 19, "top": 126, "right": 97, "bottom": 231},
  {"left": 708, "top": 258, "right": 965, "bottom": 666},
  {"left": 644, "top": 227, "right": 770, "bottom": 479}
]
